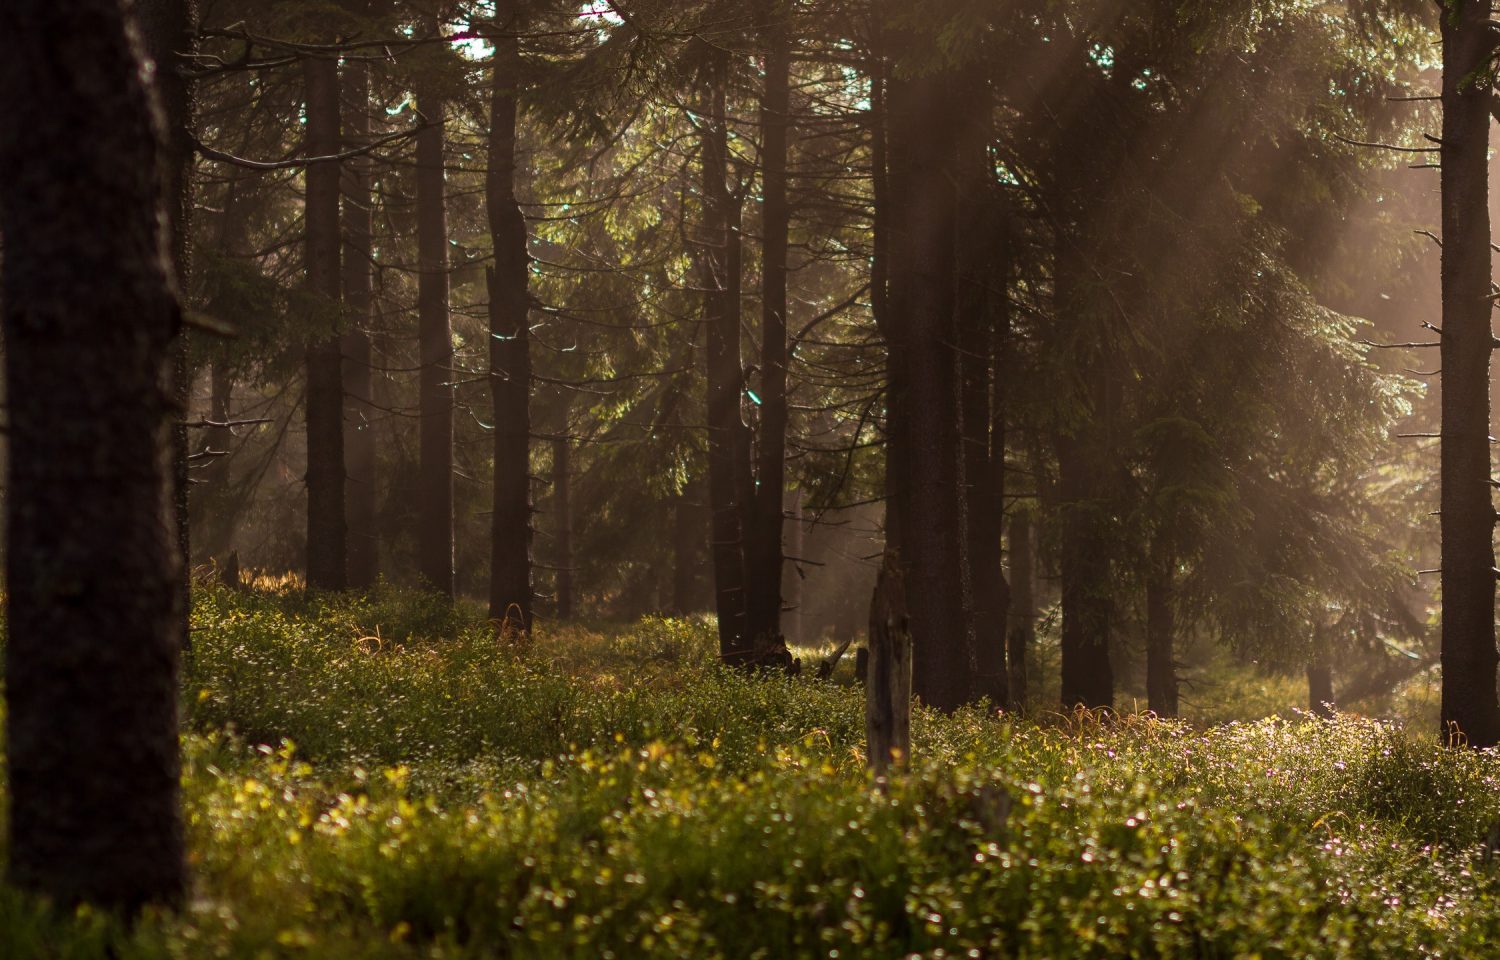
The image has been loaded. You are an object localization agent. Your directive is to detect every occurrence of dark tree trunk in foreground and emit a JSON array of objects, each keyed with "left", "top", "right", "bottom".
[
  {"left": 139, "top": 0, "right": 198, "bottom": 637},
  {"left": 342, "top": 35, "right": 379, "bottom": 589},
  {"left": 304, "top": 55, "right": 347, "bottom": 591},
  {"left": 1, "top": 0, "right": 186, "bottom": 909},
  {"left": 487, "top": 15, "right": 534, "bottom": 632},
  {"left": 1055, "top": 246, "right": 1115, "bottom": 711},
  {"left": 1438, "top": 0, "right": 1500, "bottom": 747},
  {"left": 1145, "top": 534, "right": 1179, "bottom": 717},
  {"left": 1005, "top": 510, "right": 1035, "bottom": 711},
  {"left": 701, "top": 47, "right": 754, "bottom": 664},
  {"left": 885, "top": 40, "right": 973, "bottom": 711},
  {"left": 746, "top": 0, "right": 792, "bottom": 658},
  {"left": 553, "top": 433, "right": 575, "bottom": 620},
  {"left": 417, "top": 89, "right": 455, "bottom": 597}
]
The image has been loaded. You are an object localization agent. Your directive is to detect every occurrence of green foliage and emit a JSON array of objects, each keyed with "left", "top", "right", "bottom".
[
  {"left": 7, "top": 588, "right": 1500, "bottom": 957},
  {"left": 186, "top": 585, "right": 863, "bottom": 773}
]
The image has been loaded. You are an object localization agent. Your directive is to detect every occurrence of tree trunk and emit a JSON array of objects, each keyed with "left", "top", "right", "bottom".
[
  {"left": 1005, "top": 510, "right": 1035, "bottom": 712},
  {"left": 884, "top": 40, "right": 973, "bottom": 712},
  {"left": 304, "top": 54, "right": 347, "bottom": 591},
  {"left": 785, "top": 487, "right": 805, "bottom": 647},
  {"left": 1145, "top": 534, "right": 1179, "bottom": 717},
  {"left": 486, "top": 14, "right": 534, "bottom": 631},
  {"left": 342, "top": 27, "right": 379, "bottom": 590},
  {"left": 1439, "top": 0, "right": 1500, "bottom": 747},
  {"left": 138, "top": 0, "right": 198, "bottom": 640},
  {"left": 869, "top": 36, "right": 901, "bottom": 560},
  {"left": 553, "top": 433, "right": 574, "bottom": 620},
  {"left": 1308, "top": 656, "right": 1335, "bottom": 719},
  {"left": 700, "top": 46, "right": 754, "bottom": 664},
  {"left": 1, "top": 0, "right": 186, "bottom": 909},
  {"left": 417, "top": 88, "right": 455, "bottom": 597},
  {"left": 201, "top": 362, "right": 236, "bottom": 544},
  {"left": 194, "top": 182, "right": 247, "bottom": 565},
  {"left": 746, "top": 0, "right": 792, "bottom": 658},
  {"left": 956, "top": 77, "right": 1006, "bottom": 704},
  {"left": 866, "top": 553, "right": 912, "bottom": 775},
  {"left": 1055, "top": 244, "right": 1115, "bottom": 712}
]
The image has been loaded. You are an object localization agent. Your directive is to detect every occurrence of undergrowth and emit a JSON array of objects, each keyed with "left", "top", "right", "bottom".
[{"left": 3, "top": 584, "right": 1500, "bottom": 958}]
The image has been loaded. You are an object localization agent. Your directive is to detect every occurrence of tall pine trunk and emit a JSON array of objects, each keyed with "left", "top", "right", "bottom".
[
  {"left": 956, "top": 76, "right": 1006, "bottom": 703},
  {"left": 885, "top": 40, "right": 973, "bottom": 711},
  {"left": 417, "top": 89, "right": 455, "bottom": 597},
  {"left": 487, "top": 12, "right": 534, "bottom": 632},
  {"left": 1055, "top": 243, "right": 1115, "bottom": 711},
  {"left": 342, "top": 29, "right": 379, "bottom": 590},
  {"left": 1, "top": 0, "right": 186, "bottom": 909},
  {"left": 701, "top": 46, "right": 754, "bottom": 664},
  {"left": 304, "top": 55, "right": 348, "bottom": 591},
  {"left": 1438, "top": 0, "right": 1500, "bottom": 747},
  {"left": 746, "top": 0, "right": 792, "bottom": 658}
]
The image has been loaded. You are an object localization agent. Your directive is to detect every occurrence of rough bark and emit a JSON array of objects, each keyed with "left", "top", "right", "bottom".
[
  {"left": 304, "top": 55, "right": 348, "bottom": 591},
  {"left": 700, "top": 46, "right": 754, "bottom": 664},
  {"left": 1, "top": 0, "right": 186, "bottom": 909},
  {"left": 487, "top": 14, "right": 534, "bottom": 632},
  {"left": 417, "top": 89, "right": 455, "bottom": 597},
  {"left": 746, "top": 0, "right": 792, "bottom": 656},
  {"left": 866, "top": 553, "right": 912, "bottom": 776},
  {"left": 1005, "top": 510, "right": 1035, "bottom": 712},
  {"left": 1145, "top": 534, "right": 1180, "bottom": 717},
  {"left": 885, "top": 45, "right": 974, "bottom": 711},
  {"left": 1438, "top": 0, "right": 1500, "bottom": 747},
  {"left": 341, "top": 26, "right": 379, "bottom": 590}
]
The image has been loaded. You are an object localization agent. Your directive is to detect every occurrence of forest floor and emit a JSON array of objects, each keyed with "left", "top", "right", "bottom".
[{"left": 2, "top": 583, "right": 1499, "bottom": 958}]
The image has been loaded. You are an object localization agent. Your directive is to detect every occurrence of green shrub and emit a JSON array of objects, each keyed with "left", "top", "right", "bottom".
[{"left": 6, "top": 585, "right": 1500, "bottom": 958}]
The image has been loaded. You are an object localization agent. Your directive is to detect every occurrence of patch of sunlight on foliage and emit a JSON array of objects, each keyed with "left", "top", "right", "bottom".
[
  {"left": 1179, "top": 661, "right": 1308, "bottom": 726},
  {"left": 5, "top": 585, "right": 1500, "bottom": 958}
]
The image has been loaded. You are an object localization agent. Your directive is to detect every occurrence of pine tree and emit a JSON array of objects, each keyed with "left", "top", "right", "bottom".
[{"left": 1, "top": 0, "right": 187, "bottom": 910}]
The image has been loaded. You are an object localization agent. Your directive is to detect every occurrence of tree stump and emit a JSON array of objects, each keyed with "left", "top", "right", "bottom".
[{"left": 866, "top": 551, "right": 912, "bottom": 777}]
